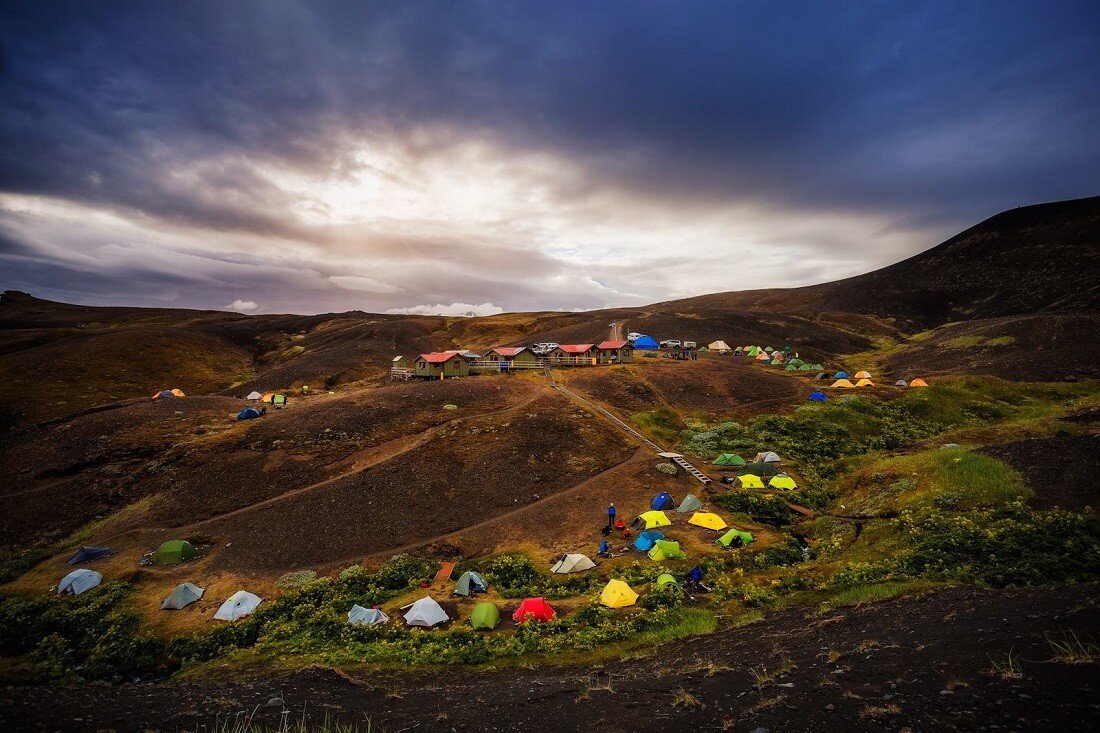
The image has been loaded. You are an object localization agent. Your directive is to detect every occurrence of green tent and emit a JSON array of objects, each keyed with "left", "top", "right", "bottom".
[
  {"left": 784, "top": 364, "right": 798, "bottom": 371},
  {"left": 655, "top": 573, "right": 681, "bottom": 589},
  {"left": 648, "top": 539, "right": 687, "bottom": 561},
  {"left": 712, "top": 453, "right": 745, "bottom": 467},
  {"left": 747, "top": 347, "right": 761, "bottom": 357},
  {"left": 154, "top": 540, "right": 197, "bottom": 566},
  {"left": 470, "top": 601, "right": 500, "bottom": 630},
  {"left": 454, "top": 571, "right": 488, "bottom": 596},
  {"left": 272, "top": 394, "right": 287, "bottom": 405},
  {"left": 716, "top": 529, "right": 755, "bottom": 548},
  {"left": 764, "top": 346, "right": 774, "bottom": 353},
  {"left": 811, "top": 363, "right": 824, "bottom": 371},
  {"left": 799, "top": 364, "right": 816, "bottom": 371}
]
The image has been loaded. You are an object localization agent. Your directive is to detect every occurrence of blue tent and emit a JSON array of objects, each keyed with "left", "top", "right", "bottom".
[
  {"left": 651, "top": 492, "right": 675, "bottom": 510},
  {"left": 633, "top": 530, "right": 665, "bottom": 552},
  {"left": 237, "top": 407, "right": 261, "bottom": 421},
  {"left": 156, "top": 390, "right": 176, "bottom": 399},
  {"left": 632, "top": 335, "right": 659, "bottom": 350},
  {"left": 66, "top": 546, "right": 112, "bottom": 565},
  {"left": 809, "top": 391, "right": 829, "bottom": 402},
  {"left": 834, "top": 371, "right": 849, "bottom": 379}
]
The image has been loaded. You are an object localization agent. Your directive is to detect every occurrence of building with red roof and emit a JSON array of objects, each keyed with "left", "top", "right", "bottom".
[
  {"left": 413, "top": 352, "right": 470, "bottom": 378},
  {"left": 597, "top": 340, "right": 634, "bottom": 364}
]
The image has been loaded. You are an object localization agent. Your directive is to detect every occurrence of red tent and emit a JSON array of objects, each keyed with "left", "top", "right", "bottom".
[{"left": 512, "top": 597, "right": 555, "bottom": 623}]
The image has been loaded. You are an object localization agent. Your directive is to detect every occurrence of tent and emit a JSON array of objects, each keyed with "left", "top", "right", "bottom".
[
  {"left": 809, "top": 391, "right": 829, "bottom": 402},
  {"left": 272, "top": 394, "right": 287, "bottom": 406},
  {"left": 650, "top": 492, "right": 675, "bottom": 510},
  {"left": 154, "top": 540, "right": 197, "bottom": 565},
  {"left": 708, "top": 340, "right": 731, "bottom": 353},
  {"left": 632, "top": 335, "right": 659, "bottom": 350},
  {"left": 799, "top": 364, "right": 816, "bottom": 371},
  {"left": 403, "top": 596, "right": 449, "bottom": 627},
  {"left": 676, "top": 494, "right": 703, "bottom": 512},
  {"left": 633, "top": 530, "right": 665, "bottom": 552},
  {"left": 830, "top": 379, "right": 856, "bottom": 388},
  {"left": 815, "top": 373, "right": 830, "bottom": 380},
  {"left": 470, "top": 601, "right": 501, "bottom": 630},
  {"left": 214, "top": 591, "right": 262, "bottom": 621},
  {"left": 764, "top": 346, "right": 774, "bottom": 353},
  {"left": 755, "top": 451, "right": 782, "bottom": 463},
  {"left": 655, "top": 573, "right": 681, "bottom": 589},
  {"left": 67, "top": 546, "right": 112, "bottom": 565},
  {"left": 910, "top": 378, "right": 929, "bottom": 387},
  {"left": 237, "top": 407, "right": 261, "bottom": 420},
  {"left": 262, "top": 392, "right": 275, "bottom": 403},
  {"left": 785, "top": 364, "right": 799, "bottom": 371},
  {"left": 600, "top": 579, "right": 639, "bottom": 609},
  {"left": 454, "top": 571, "right": 488, "bottom": 596},
  {"left": 769, "top": 475, "right": 797, "bottom": 490},
  {"left": 152, "top": 389, "right": 184, "bottom": 400},
  {"left": 246, "top": 391, "right": 262, "bottom": 400},
  {"left": 740, "top": 461, "right": 778, "bottom": 477},
  {"left": 716, "top": 529, "right": 755, "bottom": 548},
  {"left": 894, "top": 380, "right": 909, "bottom": 387},
  {"left": 550, "top": 553, "right": 596, "bottom": 574},
  {"left": 161, "top": 582, "right": 204, "bottom": 610},
  {"left": 834, "top": 371, "right": 849, "bottom": 379},
  {"left": 648, "top": 539, "right": 687, "bottom": 561},
  {"left": 855, "top": 378, "right": 875, "bottom": 387},
  {"left": 513, "top": 597, "right": 555, "bottom": 623},
  {"left": 638, "top": 510, "right": 672, "bottom": 529},
  {"left": 57, "top": 568, "right": 101, "bottom": 595},
  {"left": 755, "top": 353, "right": 771, "bottom": 361},
  {"left": 738, "top": 474, "right": 765, "bottom": 489},
  {"left": 689, "top": 512, "right": 727, "bottom": 530},
  {"left": 855, "top": 371, "right": 872, "bottom": 379},
  {"left": 348, "top": 605, "right": 389, "bottom": 626},
  {"left": 810, "top": 364, "right": 824, "bottom": 371},
  {"left": 712, "top": 453, "right": 745, "bottom": 467}
]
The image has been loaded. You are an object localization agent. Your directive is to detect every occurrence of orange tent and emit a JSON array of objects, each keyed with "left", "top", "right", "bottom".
[
  {"left": 855, "top": 378, "right": 875, "bottom": 387},
  {"left": 855, "top": 371, "right": 872, "bottom": 379},
  {"left": 909, "top": 378, "right": 929, "bottom": 387},
  {"left": 262, "top": 392, "right": 275, "bottom": 403}
]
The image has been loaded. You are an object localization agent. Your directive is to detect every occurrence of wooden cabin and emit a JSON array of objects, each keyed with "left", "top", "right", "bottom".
[
  {"left": 414, "top": 352, "right": 470, "bottom": 378},
  {"left": 549, "top": 344, "right": 597, "bottom": 364},
  {"left": 597, "top": 340, "right": 634, "bottom": 364},
  {"left": 484, "top": 346, "right": 538, "bottom": 366}
]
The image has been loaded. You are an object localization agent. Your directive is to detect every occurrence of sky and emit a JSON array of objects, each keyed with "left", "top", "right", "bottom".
[{"left": 1, "top": 1, "right": 1097, "bottom": 316}]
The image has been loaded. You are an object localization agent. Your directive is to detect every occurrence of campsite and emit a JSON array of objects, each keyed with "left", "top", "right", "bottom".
[{"left": 1, "top": 3, "right": 1099, "bottom": 730}]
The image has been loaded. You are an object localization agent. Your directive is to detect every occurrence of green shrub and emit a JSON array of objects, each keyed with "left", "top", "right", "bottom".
[{"left": 715, "top": 492, "right": 794, "bottom": 526}]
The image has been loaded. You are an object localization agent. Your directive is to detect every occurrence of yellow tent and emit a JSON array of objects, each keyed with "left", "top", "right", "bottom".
[
  {"left": 638, "top": 510, "right": 672, "bottom": 529},
  {"left": 738, "top": 474, "right": 765, "bottom": 489},
  {"left": 855, "top": 371, "right": 872, "bottom": 379},
  {"left": 830, "top": 379, "right": 856, "bottom": 388},
  {"left": 599, "top": 579, "right": 638, "bottom": 608},
  {"left": 262, "top": 392, "right": 275, "bottom": 403},
  {"left": 769, "top": 475, "right": 797, "bottom": 490},
  {"left": 909, "top": 378, "right": 929, "bottom": 387},
  {"left": 170, "top": 388, "right": 186, "bottom": 397},
  {"left": 855, "top": 378, "right": 875, "bottom": 387},
  {"left": 689, "top": 512, "right": 727, "bottom": 530}
]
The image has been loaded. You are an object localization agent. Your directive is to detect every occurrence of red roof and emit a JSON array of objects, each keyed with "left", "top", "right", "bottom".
[
  {"left": 419, "top": 352, "right": 464, "bottom": 364},
  {"left": 598, "top": 340, "right": 629, "bottom": 349},
  {"left": 489, "top": 346, "right": 526, "bottom": 357},
  {"left": 556, "top": 343, "right": 596, "bottom": 353}
]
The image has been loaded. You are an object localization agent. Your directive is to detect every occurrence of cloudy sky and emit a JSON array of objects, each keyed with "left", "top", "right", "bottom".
[{"left": 1, "top": 1, "right": 1097, "bottom": 315}]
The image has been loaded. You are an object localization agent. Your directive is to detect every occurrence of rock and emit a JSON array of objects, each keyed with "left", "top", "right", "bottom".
[
  {"left": 443, "top": 404, "right": 459, "bottom": 410},
  {"left": 267, "top": 695, "right": 284, "bottom": 707}
]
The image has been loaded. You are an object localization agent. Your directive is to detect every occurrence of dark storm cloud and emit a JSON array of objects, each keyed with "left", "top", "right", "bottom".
[{"left": 0, "top": 0, "right": 1097, "bottom": 312}]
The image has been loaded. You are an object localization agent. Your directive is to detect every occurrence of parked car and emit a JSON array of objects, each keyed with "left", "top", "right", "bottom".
[
  {"left": 627, "top": 332, "right": 642, "bottom": 342},
  {"left": 682, "top": 341, "right": 697, "bottom": 349},
  {"left": 659, "top": 339, "right": 682, "bottom": 349},
  {"left": 532, "top": 342, "right": 559, "bottom": 354}
]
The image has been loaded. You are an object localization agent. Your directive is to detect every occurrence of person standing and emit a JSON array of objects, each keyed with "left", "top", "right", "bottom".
[{"left": 607, "top": 503, "right": 616, "bottom": 529}]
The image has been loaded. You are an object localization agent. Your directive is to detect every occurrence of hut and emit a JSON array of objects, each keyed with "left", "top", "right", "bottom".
[
  {"left": 597, "top": 340, "right": 634, "bottom": 364},
  {"left": 484, "top": 346, "right": 538, "bottom": 367},
  {"left": 549, "top": 344, "right": 597, "bottom": 364},
  {"left": 414, "top": 352, "right": 470, "bottom": 379}
]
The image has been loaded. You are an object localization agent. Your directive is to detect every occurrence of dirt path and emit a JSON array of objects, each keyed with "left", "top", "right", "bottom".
[{"left": 4, "top": 584, "right": 1095, "bottom": 732}]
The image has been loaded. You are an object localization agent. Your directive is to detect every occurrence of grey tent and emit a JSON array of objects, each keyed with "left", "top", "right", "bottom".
[
  {"left": 894, "top": 379, "right": 908, "bottom": 387},
  {"left": 67, "top": 546, "right": 112, "bottom": 565},
  {"left": 676, "top": 493, "right": 703, "bottom": 512},
  {"left": 57, "top": 569, "right": 101, "bottom": 595},
  {"left": 815, "top": 373, "right": 829, "bottom": 380},
  {"left": 740, "top": 461, "right": 778, "bottom": 477},
  {"left": 161, "top": 582, "right": 204, "bottom": 610},
  {"left": 348, "top": 605, "right": 389, "bottom": 626},
  {"left": 454, "top": 571, "right": 488, "bottom": 596}
]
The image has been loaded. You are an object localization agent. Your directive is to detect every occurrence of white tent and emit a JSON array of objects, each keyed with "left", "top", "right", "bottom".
[
  {"left": 161, "top": 582, "right": 204, "bottom": 610},
  {"left": 57, "top": 568, "right": 101, "bottom": 595},
  {"left": 213, "top": 591, "right": 262, "bottom": 621},
  {"left": 348, "top": 605, "right": 389, "bottom": 626},
  {"left": 246, "top": 391, "right": 262, "bottom": 400},
  {"left": 708, "top": 340, "right": 731, "bottom": 353},
  {"left": 754, "top": 451, "right": 782, "bottom": 463},
  {"left": 402, "top": 596, "right": 449, "bottom": 627},
  {"left": 550, "top": 553, "right": 596, "bottom": 574}
]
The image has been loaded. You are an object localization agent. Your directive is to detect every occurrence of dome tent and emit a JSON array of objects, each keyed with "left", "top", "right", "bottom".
[
  {"left": 855, "top": 371, "right": 872, "bottom": 379},
  {"left": 214, "top": 591, "right": 262, "bottom": 621},
  {"left": 246, "top": 391, "right": 262, "bottom": 400},
  {"left": 161, "top": 582, "right": 204, "bottom": 610},
  {"left": 470, "top": 601, "right": 501, "bottom": 630},
  {"left": 550, "top": 553, "right": 596, "bottom": 574},
  {"left": 600, "top": 579, "right": 639, "bottom": 609},
  {"left": 830, "top": 379, "right": 856, "bottom": 388},
  {"left": 650, "top": 492, "right": 675, "bottom": 510},
  {"left": 348, "top": 605, "right": 389, "bottom": 626},
  {"left": 910, "top": 378, "right": 929, "bottom": 387},
  {"left": 636, "top": 510, "right": 672, "bottom": 529},
  {"left": 855, "top": 378, "right": 875, "bottom": 387},
  {"left": 738, "top": 474, "right": 764, "bottom": 489},
  {"left": 402, "top": 596, "right": 449, "bottom": 627},
  {"left": 833, "top": 371, "right": 849, "bottom": 379},
  {"left": 648, "top": 539, "right": 687, "bottom": 561},
  {"left": 237, "top": 407, "right": 261, "bottom": 420},
  {"left": 454, "top": 571, "right": 488, "bottom": 596},
  {"left": 631, "top": 335, "right": 659, "bottom": 350},
  {"left": 769, "top": 475, "right": 797, "bottom": 490},
  {"left": 67, "top": 546, "right": 112, "bottom": 565},
  {"left": 633, "top": 530, "right": 665, "bottom": 552},
  {"left": 894, "top": 379, "right": 909, "bottom": 387},
  {"left": 716, "top": 529, "right": 755, "bottom": 548},
  {"left": 513, "top": 597, "right": 555, "bottom": 623},
  {"left": 689, "top": 512, "right": 727, "bottom": 531},
  {"left": 676, "top": 494, "right": 703, "bottom": 512},
  {"left": 57, "top": 568, "right": 101, "bottom": 595},
  {"left": 154, "top": 540, "right": 198, "bottom": 565},
  {"left": 656, "top": 573, "right": 681, "bottom": 589},
  {"left": 809, "top": 391, "right": 828, "bottom": 402}
]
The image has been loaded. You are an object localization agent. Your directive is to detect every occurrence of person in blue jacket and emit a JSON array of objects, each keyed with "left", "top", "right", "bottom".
[{"left": 607, "top": 503, "right": 616, "bottom": 529}]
